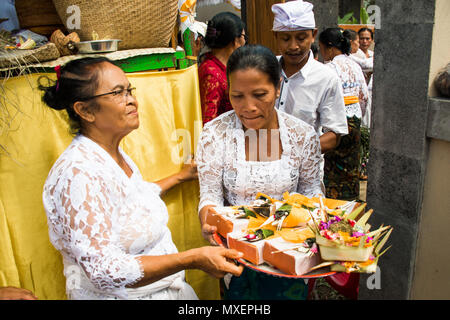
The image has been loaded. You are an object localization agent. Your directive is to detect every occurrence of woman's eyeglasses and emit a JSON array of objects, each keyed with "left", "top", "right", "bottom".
[
  {"left": 80, "top": 87, "right": 136, "bottom": 102},
  {"left": 241, "top": 33, "right": 249, "bottom": 43}
]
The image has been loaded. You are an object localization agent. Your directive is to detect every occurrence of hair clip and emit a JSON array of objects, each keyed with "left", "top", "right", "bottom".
[
  {"left": 55, "top": 65, "right": 61, "bottom": 92},
  {"left": 206, "top": 26, "right": 217, "bottom": 37}
]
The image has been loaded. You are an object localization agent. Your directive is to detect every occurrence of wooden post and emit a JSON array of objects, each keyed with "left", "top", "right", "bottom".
[{"left": 244, "top": 0, "right": 285, "bottom": 54}]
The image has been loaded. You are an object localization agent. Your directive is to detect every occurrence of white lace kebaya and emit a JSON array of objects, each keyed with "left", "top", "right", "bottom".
[
  {"left": 325, "top": 54, "right": 370, "bottom": 119},
  {"left": 43, "top": 134, "right": 197, "bottom": 300},
  {"left": 196, "top": 109, "right": 323, "bottom": 211}
]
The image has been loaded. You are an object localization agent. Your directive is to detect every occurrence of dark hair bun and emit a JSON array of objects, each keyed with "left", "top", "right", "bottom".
[
  {"left": 319, "top": 28, "right": 352, "bottom": 55},
  {"left": 38, "top": 57, "right": 113, "bottom": 133},
  {"left": 38, "top": 77, "right": 65, "bottom": 111},
  {"left": 204, "top": 12, "right": 245, "bottom": 49}
]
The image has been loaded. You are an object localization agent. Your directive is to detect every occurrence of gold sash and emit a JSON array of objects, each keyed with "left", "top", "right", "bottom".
[{"left": 344, "top": 96, "right": 359, "bottom": 105}]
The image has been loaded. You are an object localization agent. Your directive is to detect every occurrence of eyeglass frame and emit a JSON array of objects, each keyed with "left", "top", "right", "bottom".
[{"left": 78, "top": 87, "right": 136, "bottom": 102}]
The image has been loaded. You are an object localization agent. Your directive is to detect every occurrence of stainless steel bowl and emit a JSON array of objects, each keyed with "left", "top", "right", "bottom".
[{"left": 70, "top": 39, "right": 122, "bottom": 54}]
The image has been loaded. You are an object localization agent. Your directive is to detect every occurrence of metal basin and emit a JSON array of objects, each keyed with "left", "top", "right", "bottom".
[{"left": 70, "top": 40, "right": 121, "bottom": 53}]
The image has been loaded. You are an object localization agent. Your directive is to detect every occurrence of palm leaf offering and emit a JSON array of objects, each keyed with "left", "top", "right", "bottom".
[
  {"left": 216, "top": 192, "right": 392, "bottom": 275},
  {"left": 307, "top": 197, "right": 393, "bottom": 273}
]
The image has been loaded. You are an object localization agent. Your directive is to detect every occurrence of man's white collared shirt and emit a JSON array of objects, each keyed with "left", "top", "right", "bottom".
[{"left": 276, "top": 52, "right": 348, "bottom": 136}]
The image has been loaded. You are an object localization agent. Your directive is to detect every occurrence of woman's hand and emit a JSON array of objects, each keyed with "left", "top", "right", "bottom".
[
  {"left": 155, "top": 159, "right": 198, "bottom": 195},
  {"left": 0, "top": 287, "right": 38, "bottom": 300},
  {"left": 177, "top": 159, "right": 198, "bottom": 182},
  {"left": 191, "top": 246, "right": 244, "bottom": 278},
  {"left": 132, "top": 245, "right": 244, "bottom": 288},
  {"left": 201, "top": 222, "right": 218, "bottom": 246},
  {"left": 199, "top": 205, "right": 218, "bottom": 245}
]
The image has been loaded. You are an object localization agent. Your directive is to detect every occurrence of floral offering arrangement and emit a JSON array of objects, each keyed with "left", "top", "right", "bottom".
[
  {"left": 309, "top": 200, "right": 393, "bottom": 273},
  {"left": 212, "top": 192, "right": 393, "bottom": 275}
]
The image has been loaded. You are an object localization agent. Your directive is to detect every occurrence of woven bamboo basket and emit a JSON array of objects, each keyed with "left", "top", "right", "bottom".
[{"left": 51, "top": 0, "right": 178, "bottom": 50}]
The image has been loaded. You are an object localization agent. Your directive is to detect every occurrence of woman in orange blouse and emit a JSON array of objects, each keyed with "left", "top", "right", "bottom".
[{"left": 198, "top": 12, "right": 246, "bottom": 125}]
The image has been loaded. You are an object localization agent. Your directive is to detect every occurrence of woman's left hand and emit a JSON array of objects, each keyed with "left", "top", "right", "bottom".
[{"left": 178, "top": 159, "right": 198, "bottom": 182}]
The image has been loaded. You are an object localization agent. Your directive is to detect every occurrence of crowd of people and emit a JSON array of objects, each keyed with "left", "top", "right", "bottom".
[{"left": 1, "top": 0, "right": 375, "bottom": 300}]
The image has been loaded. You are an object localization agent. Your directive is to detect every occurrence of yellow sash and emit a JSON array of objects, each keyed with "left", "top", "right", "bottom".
[{"left": 344, "top": 95, "right": 359, "bottom": 105}]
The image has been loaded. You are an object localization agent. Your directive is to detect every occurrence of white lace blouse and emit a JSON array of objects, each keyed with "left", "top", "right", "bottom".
[
  {"left": 325, "top": 54, "right": 370, "bottom": 119},
  {"left": 43, "top": 134, "right": 196, "bottom": 300},
  {"left": 196, "top": 109, "right": 323, "bottom": 210}
]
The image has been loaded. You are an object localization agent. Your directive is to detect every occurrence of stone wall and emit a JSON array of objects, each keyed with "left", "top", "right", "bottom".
[{"left": 359, "top": 0, "right": 436, "bottom": 299}]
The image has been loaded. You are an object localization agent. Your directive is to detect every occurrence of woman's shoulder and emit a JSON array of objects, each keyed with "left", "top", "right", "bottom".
[
  {"left": 199, "top": 53, "right": 224, "bottom": 74},
  {"left": 46, "top": 136, "right": 107, "bottom": 182}
]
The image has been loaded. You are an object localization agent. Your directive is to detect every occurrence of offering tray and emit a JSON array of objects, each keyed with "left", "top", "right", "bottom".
[{"left": 213, "top": 233, "right": 336, "bottom": 279}]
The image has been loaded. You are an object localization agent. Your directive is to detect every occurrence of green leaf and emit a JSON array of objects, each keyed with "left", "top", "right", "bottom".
[
  {"left": 360, "top": 7, "right": 369, "bottom": 24},
  {"left": 277, "top": 203, "right": 292, "bottom": 212},
  {"left": 375, "top": 228, "right": 393, "bottom": 255},
  {"left": 345, "top": 202, "right": 367, "bottom": 221},
  {"left": 308, "top": 218, "right": 320, "bottom": 234},
  {"left": 359, "top": 235, "right": 367, "bottom": 248},
  {"left": 372, "top": 226, "right": 387, "bottom": 243},
  {"left": 377, "top": 245, "right": 392, "bottom": 258},
  {"left": 261, "top": 229, "right": 274, "bottom": 239},
  {"left": 254, "top": 228, "right": 274, "bottom": 240},
  {"left": 338, "top": 12, "right": 355, "bottom": 24},
  {"left": 243, "top": 207, "right": 257, "bottom": 218},
  {"left": 355, "top": 209, "right": 373, "bottom": 228},
  {"left": 366, "top": 225, "right": 391, "bottom": 238}
]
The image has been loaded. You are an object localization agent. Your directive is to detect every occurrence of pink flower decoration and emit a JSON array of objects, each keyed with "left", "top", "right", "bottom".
[{"left": 352, "top": 231, "right": 365, "bottom": 237}]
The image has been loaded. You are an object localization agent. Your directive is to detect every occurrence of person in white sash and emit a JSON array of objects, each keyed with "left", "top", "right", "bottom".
[
  {"left": 272, "top": 0, "right": 348, "bottom": 154},
  {"left": 40, "top": 57, "right": 243, "bottom": 300}
]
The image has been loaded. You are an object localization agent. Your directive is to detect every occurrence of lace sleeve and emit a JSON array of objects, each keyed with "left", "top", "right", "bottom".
[
  {"left": 356, "top": 66, "right": 370, "bottom": 117},
  {"left": 196, "top": 123, "right": 225, "bottom": 212},
  {"left": 48, "top": 166, "right": 144, "bottom": 292},
  {"left": 296, "top": 129, "right": 324, "bottom": 197}
]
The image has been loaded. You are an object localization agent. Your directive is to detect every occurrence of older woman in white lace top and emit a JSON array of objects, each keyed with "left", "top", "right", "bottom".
[
  {"left": 196, "top": 45, "right": 323, "bottom": 300},
  {"left": 40, "top": 57, "right": 243, "bottom": 300}
]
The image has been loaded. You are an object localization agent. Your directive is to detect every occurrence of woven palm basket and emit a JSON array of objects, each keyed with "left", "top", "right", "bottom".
[{"left": 52, "top": 0, "right": 178, "bottom": 49}]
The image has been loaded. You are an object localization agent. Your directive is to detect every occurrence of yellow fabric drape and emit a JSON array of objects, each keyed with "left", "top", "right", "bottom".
[{"left": 0, "top": 65, "right": 219, "bottom": 300}]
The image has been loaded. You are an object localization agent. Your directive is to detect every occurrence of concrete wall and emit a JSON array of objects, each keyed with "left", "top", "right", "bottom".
[
  {"left": 427, "top": 0, "right": 450, "bottom": 97},
  {"left": 411, "top": 0, "right": 450, "bottom": 299},
  {"left": 411, "top": 139, "right": 450, "bottom": 299},
  {"left": 359, "top": 0, "right": 436, "bottom": 299},
  {"left": 360, "top": 0, "right": 450, "bottom": 299}
]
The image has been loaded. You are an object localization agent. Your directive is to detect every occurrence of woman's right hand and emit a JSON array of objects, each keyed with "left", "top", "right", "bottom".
[
  {"left": 0, "top": 287, "right": 38, "bottom": 300},
  {"left": 191, "top": 246, "right": 244, "bottom": 278},
  {"left": 199, "top": 205, "right": 218, "bottom": 245}
]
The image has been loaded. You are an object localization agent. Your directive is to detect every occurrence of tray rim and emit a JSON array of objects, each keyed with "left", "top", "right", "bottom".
[{"left": 213, "top": 233, "right": 337, "bottom": 279}]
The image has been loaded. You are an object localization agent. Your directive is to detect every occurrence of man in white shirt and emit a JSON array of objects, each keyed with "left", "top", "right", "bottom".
[
  {"left": 357, "top": 27, "right": 374, "bottom": 59},
  {"left": 272, "top": 0, "right": 348, "bottom": 153}
]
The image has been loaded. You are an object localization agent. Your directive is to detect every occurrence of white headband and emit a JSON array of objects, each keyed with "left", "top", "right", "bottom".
[{"left": 272, "top": 0, "right": 315, "bottom": 32}]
